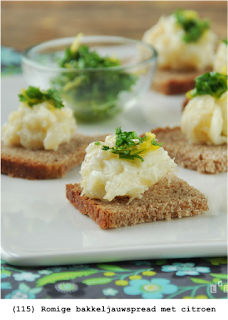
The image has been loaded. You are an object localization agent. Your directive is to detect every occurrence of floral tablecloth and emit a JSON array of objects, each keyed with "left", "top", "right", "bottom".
[
  {"left": 1, "top": 46, "right": 227, "bottom": 299},
  {"left": 1, "top": 258, "right": 228, "bottom": 299}
]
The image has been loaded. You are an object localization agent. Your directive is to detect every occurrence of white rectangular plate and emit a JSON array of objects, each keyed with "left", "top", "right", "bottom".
[{"left": 1, "top": 75, "right": 227, "bottom": 266}]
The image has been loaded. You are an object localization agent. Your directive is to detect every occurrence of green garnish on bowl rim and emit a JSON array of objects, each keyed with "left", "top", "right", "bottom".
[
  {"left": 187, "top": 72, "right": 228, "bottom": 99},
  {"left": 95, "top": 127, "right": 163, "bottom": 162},
  {"left": 18, "top": 86, "right": 64, "bottom": 109},
  {"left": 173, "top": 9, "right": 210, "bottom": 43}
]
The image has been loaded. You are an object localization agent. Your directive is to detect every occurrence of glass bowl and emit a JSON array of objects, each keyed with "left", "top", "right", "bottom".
[{"left": 21, "top": 35, "right": 157, "bottom": 122}]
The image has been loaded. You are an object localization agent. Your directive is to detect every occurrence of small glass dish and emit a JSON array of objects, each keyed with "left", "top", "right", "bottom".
[{"left": 21, "top": 35, "right": 157, "bottom": 122}]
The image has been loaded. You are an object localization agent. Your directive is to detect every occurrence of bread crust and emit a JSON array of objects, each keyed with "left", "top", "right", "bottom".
[
  {"left": 152, "top": 68, "right": 212, "bottom": 95},
  {"left": 1, "top": 133, "right": 107, "bottom": 180},
  {"left": 66, "top": 174, "right": 209, "bottom": 229},
  {"left": 182, "top": 97, "right": 190, "bottom": 110},
  {"left": 149, "top": 127, "right": 227, "bottom": 174}
]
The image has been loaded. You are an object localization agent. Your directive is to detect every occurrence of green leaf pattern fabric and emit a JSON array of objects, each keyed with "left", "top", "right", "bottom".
[{"left": 1, "top": 258, "right": 227, "bottom": 299}]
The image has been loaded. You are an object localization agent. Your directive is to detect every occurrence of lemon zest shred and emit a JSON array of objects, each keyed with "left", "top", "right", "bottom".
[
  {"left": 183, "top": 10, "right": 199, "bottom": 19},
  {"left": 186, "top": 90, "right": 193, "bottom": 99},
  {"left": 137, "top": 132, "right": 160, "bottom": 157},
  {"left": 70, "top": 33, "right": 84, "bottom": 53}
]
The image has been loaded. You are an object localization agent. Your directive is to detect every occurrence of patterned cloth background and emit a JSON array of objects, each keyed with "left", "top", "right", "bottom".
[
  {"left": 1, "top": 46, "right": 22, "bottom": 75},
  {"left": 1, "top": 46, "right": 227, "bottom": 299},
  {"left": 1, "top": 258, "right": 228, "bottom": 299}
]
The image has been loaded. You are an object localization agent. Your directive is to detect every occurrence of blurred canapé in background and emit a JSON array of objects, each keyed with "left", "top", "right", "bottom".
[{"left": 1, "top": 1, "right": 227, "bottom": 52}]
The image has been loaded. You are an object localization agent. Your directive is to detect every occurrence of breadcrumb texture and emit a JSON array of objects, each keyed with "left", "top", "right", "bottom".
[
  {"left": 66, "top": 174, "right": 208, "bottom": 229},
  {"left": 1, "top": 133, "right": 107, "bottom": 180},
  {"left": 150, "top": 127, "right": 227, "bottom": 174},
  {"left": 152, "top": 68, "right": 212, "bottom": 95}
]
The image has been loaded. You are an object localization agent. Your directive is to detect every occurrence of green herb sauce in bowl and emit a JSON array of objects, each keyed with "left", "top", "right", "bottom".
[{"left": 22, "top": 35, "right": 157, "bottom": 122}]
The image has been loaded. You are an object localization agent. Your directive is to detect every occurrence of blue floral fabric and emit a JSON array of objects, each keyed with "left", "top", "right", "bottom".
[
  {"left": 1, "top": 46, "right": 22, "bottom": 75},
  {"left": 161, "top": 262, "right": 211, "bottom": 276},
  {"left": 1, "top": 258, "right": 228, "bottom": 299},
  {"left": 123, "top": 278, "right": 179, "bottom": 299},
  {"left": 1, "top": 46, "right": 227, "bottom": 299}
]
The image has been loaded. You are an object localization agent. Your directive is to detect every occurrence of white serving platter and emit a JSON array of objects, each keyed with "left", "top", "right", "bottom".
[{"left": 1, "top": 75, "right": 227, "bottom": 266}]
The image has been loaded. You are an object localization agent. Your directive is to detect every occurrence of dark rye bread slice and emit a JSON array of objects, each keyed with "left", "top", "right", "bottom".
[
  {"left": 1, "top": 133, "right": 107, "bottom": 180},
  {"left": 152, "top": 67, "right": 212, "bottom": 95},
  {"left": 66, "top": 174, "right": 208, "bottom": 229},
  {"left": 149, "top": 127, "right": 227, "bottom": 174}
]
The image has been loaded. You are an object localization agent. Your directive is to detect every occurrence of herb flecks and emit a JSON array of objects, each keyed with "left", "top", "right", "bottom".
[
  {"left": 222, "top": 39, "right": 227, "bottom": 45},
  {"left": 96, "top": 127, "right": 162, "bottom": 162},
  {"left": 18, "top": 86, "right": 64, "bottom": 109},
  {"left": 151, "top": 138, "right": 164, "bottom": 147},
  {"left": 186, "top": 72, "right": 228, "bottom": 99},
  {"left": 173, "top": 9, "right": 210, "bottom": 43}
]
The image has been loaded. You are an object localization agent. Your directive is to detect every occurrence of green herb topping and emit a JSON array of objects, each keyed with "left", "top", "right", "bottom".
[
  {"left": 187, "top": 72, "right": 228, "bottom": 99},
  {"left": 151, "top": 138, "right": 164, "bottom": 147},
  {"left": 59, "top": 44, "right": 121, "bottom": 69},
  {"left": 222, "top": 39, "right": 227, "bottom": 45},
  {"left": 51, "top": 35, "right": 137, "bottom": 121},
  {"left": 173, "top": 9, "right": 210, "bottom": 43},
  {"left": 95, "top": 127, "right": 163, "bottom": 162},
  {"left": 100, "top": 127, "right": 147, "bottom": 161},
  {"left": 19, "top": 86, "right": 64, "bottom": 109}
]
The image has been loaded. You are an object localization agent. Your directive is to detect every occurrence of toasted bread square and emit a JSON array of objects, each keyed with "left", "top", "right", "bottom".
[
  {"left": 149, "top": 127, "right": 227, "bottom": 174},
  {"left": 152, "top": 68, "right": 212, "bottom": 95},
  {"left": 66, "top": 174, "right": 208, "bottom": 229},
  {"left": 1, "top": 133, "right": 107, "bottom": 180}
]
